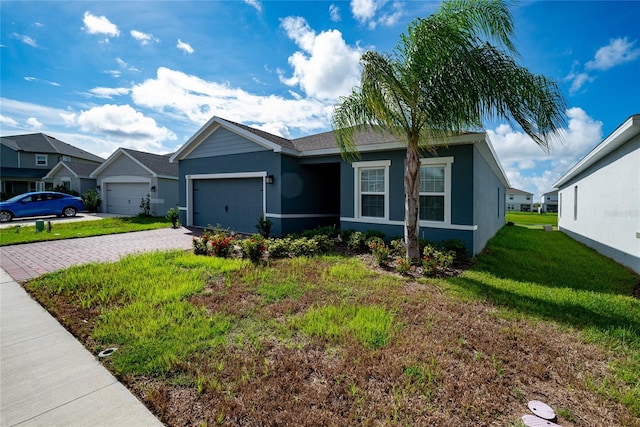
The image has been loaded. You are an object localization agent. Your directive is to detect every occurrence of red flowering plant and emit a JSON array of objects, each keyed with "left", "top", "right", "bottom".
[
  {"left": 369, "top": 239, "right": 391, "bottom": 266},
  {"left": 422, "top": 244, "right": 455, "bottom": 276},
  {"left": 242, "top": 234, "right": 267, "bottom": 265},
  {"left": 208, "top": 233, "right": 234, "bottom": 258}
]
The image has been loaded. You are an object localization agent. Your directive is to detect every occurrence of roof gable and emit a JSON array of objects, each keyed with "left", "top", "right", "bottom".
[
  {"left": 170, "top": 117, "right": 295, "bottom": 162},
  {"left": 92, "top": 148, "right": 177, "bottom": 179},
  {"left": 43, "top": 161, "right": 99, "bottom": 179}
]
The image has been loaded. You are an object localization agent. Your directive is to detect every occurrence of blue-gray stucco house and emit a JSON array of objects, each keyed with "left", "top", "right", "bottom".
[{"left": 170, "top": 117, "right": 509, "bottom": 256}]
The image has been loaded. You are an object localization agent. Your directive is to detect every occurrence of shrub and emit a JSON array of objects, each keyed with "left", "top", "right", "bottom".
[
  {"left": 267, "top": 237, "right": 291, "bottom": 259},
  {"left": 370, "top": 240, "right": 391, "bottom": 266},
  {"left": 312, "top": 234, "right": 334, "bottom": 253},
  {"left": 139, "top": 193, "right": 151, "bottom": 217},
  {"left": 347, "top": 231, "right": 367, "bottom": 253},
  {"left": 208, "top": 233, "right": 234, "bottom": 258},
  {"left": 82, "top": 188, "right": 101, "bottom": 212},
  {"left": 395, "top": 257, "right": 411, "bottom": 274},
  {"left": 242, "top": 235, "right": 267, "bottom": 264},
  {"left": 289, "top": 237, "right": 319, "bottom": 257},
  {"left": 54, "top": 185, "right": 80, "bottom": 196},
  {"left": 390, "top": 239, "right": 406, "bottom": 257},
  {"left": 422, "top": 245, "right": 455, "bottom": 276},
  {"left": 256, "top": 215, "right": 272, "bottom": 238},
  {"left": 364, "top": 229, "right": 386, "bottom": 241},
  {"left": 442, "top": 239, "right": 468, "bottom": 261},
  {"left": 165, "top": 207, "right": 180, "bottom": 228},
  {"left": 301, "top": 224, "right": 338, "bottom": 239},
  {"left": 193, "top": 236, "right": 208, "bottom": 255}
]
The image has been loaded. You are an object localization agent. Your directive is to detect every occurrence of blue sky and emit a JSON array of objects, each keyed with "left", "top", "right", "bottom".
[{"left": 1, "top": 0, "right": 639, "bottom": 199}]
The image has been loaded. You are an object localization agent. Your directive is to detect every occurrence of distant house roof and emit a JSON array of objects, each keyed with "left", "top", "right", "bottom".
[
  {"left": 506, "top": 188, "right": 533, "bottom": 196},
  {"left": 554, "top": 114, "right": 640, "bottom": 188},
  {"left": 0, "top": 133, "right": 104, "bottom": 163},
  {"left": 92, "top": 148, "right": 178, "bottom": 179},
  {"left": 541, "top": 190, "right": 558, "bottom": 197},
  {"left": 43, "top": 161, "right": 100, "bottom": 179}
]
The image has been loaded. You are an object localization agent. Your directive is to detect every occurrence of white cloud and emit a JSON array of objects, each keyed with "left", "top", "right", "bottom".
[
  {"left": 351, "top": 0, "right": 379, "bottom": 23},
  {"left": 76, "top": 104, "right": 176, "bottom": 147},
  {"left": 130, "top": 67, "right": 331, "bottom": 134},
  {"left": 350, "top": 0, "right": 402, "bottom": 29},
  {"left": 87, "top": 87, "right": 131, "bottom": 99},
  {"left": 115, "top": 57, "right": 140, "bottom": 72},
  {"left": 26, "top": 117, "right": 43, "bottom": 129},
  {"left": 177, "top": 38, "right": 194, "bottom": 54},
  {"left": 0, "top": 114, "right": 19, "bottom": 128},
  {"left": 586, "top": 37, "right": 640, "bottom": 71},
  {"left": 329, "top": 4, "right": 341, "bottom": 22},
  {"left": 82, "top": 12, "right": 120, "bottom": 37},
  {"left": 565, "top": 71, "right": 594, "bottom": 95},
  {"left": 489, "top": 107, "right": 603, "bottom": 197},
  {"left": 244, "top": 0, "right": 262, "bottom": 13},
  {"left": 131, "top": 30, "right": 159, "bottom": 46},
  {"left": 12, "top": 33, "right": 37, "bottom": 47},
  {"left": 279, "top": 17, "right": 362, "bottom": 100},
  {"left": 24, "top": 76, "right": 60, "bottom": 87}
]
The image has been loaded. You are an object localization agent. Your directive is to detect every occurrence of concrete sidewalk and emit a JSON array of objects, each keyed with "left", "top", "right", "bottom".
[
  {"left": 0, "top": 268, "right": 163, "bottom": 426},
  {"left": 1, "top": 227, "right": 196, "bottom": 426}
]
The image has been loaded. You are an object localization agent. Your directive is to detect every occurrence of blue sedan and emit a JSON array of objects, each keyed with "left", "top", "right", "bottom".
[{"left": 0, "top": 191, "right": 85, "bottom": 222}]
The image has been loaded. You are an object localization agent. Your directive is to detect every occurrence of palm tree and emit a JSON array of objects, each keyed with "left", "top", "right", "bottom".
[{"left": 332, "top": 0, "right": 566, "bottom": 263}]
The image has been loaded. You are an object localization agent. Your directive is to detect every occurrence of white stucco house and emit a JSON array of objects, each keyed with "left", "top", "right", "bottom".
[{"left": 554, "top": 114, "right": 640, "bottom": 274}]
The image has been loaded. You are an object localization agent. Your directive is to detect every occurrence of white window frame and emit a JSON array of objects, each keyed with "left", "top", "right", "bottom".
[
  {"left": 35, "top": 154, "right": 48, "bottom": 166},
  {"left": 419, "top": 157, "right": 453, "bottom": 226},
  {"left": 353, "top": 160, "right": 390, "bottom": 221}
]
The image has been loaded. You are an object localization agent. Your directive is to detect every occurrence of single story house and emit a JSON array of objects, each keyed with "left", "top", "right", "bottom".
[
  {"left": 506, "top": 188, "right": 533, "bottom": 212},
  {"left": 171, "top": 117, "right": 509, "bottom": 256},
  {"left": 91, "top": 148, "right": 178, "bottom": 216},
  {"left": 554, "top": 113, "right": 639, "bottom": 274},
  {"left": 43, "top": 161, "right": 100, "bottom": 195}
]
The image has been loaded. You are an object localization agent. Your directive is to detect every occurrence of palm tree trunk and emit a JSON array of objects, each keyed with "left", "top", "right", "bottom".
[{"left": 404, "top": 142, "right": 421, "bottom": 264}]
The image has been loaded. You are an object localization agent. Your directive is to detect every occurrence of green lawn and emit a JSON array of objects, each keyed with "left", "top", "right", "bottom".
[
  {"left": 0, "top": 216, "right": 172, "bottom": 246},
  {"left": 24, "top": 226, "right": 640, "bottom": 425},
  {"left": 506, "top": 211, "right": 558, "bottom": 228}
]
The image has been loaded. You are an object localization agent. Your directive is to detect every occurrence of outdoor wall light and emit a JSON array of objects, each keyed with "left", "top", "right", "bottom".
[
  {"left": 96, "top": 185, "right": 101, "bottom": 191},
  {"left": 265, "top": 175, "right": 274, "bottom": 184},
  {"left": 150, "top": 185, "right": 156, "bottom": 192}
]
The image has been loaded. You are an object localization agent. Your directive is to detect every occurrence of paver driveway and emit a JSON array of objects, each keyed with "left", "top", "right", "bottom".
[{"left": 0, "top": 227, "right": 195, "bottom": 281}]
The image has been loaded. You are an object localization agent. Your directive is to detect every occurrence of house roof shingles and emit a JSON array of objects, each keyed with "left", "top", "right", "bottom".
[
  {"left": 0, "top": 133, "right": 104, "bottom": 163},
  {"left": 122, "top": 148, "right": 178, "bottom": 177},
  {"left": 61, "top": 162, "right": 100, "bottom": 177}
]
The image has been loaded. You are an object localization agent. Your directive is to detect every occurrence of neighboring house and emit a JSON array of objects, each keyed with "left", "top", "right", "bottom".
[
  {"left": 541, "top": 190, "right": 558, "bottom": 213},
  {"left": 0, "top": 133, "right": 103, "bottom": 197},
  {"left": 170, "top": 117, "right": 509, "bottom": 256},
  {"left": 43, "top": 161, "right": 100, "bottom": 195},
  {"left": 506, "top": 188, "right": 533, "bottom": 212},
  {"left": 91, "top": 148, "right": 178, "bottom": 216},
  {"left": 554, "top": 114, "right": 639, "bottom": 274}
]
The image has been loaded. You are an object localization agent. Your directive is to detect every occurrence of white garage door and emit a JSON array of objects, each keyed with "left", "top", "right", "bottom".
[{"left": 106, "top": 183, "right": 149, "bottom": 215}]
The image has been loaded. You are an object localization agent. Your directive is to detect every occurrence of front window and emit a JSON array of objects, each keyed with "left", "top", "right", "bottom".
[
  {"left": 419, "top": 166, "right": 445, "bottom": 221},
  {"left": 36, "top": 154, "right": 48, "bottom": 166},
  {"left": 419, "top": 157, "right": 453, "bottom": 223},
  {"left": 61, "top": 180, "right": 71, "bottom": 190},
  {"left": 353, "top": 160, "right": 390, "bottom": 220}
]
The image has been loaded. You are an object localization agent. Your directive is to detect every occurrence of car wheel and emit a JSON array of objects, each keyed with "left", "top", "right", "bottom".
[
  {"left": 62, "top": 206, "right": 78, "bottom": 217},
  {"left": 0, "top": 211, "right": 13, "bottom": 222}
]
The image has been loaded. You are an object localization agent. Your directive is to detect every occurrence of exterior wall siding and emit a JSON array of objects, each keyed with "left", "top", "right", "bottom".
[
  {"left": 472, "top": 144, "right": 507, "bottom": 256},
  {"left": 188, "top": 127, "right": 269, "bottom": 159},
  {"left": 151, "top": 177, "right": 179, "bottom": 217},
  {"left": 557, "top": 134, "right": 640, "bottom": 273},
  {"left": 94, "top": 155, "right": 152, "bottom": 178},
  {"left": 339, "top": 145, "right": 482, "bottom": 255},
  {"left": 1, "top": 145, "right": 18, "bottom": 167}
]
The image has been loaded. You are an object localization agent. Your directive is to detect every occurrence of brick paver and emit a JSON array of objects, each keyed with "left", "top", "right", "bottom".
[{"left": 0, "top": 227, "right": 195, "bottom": 282}]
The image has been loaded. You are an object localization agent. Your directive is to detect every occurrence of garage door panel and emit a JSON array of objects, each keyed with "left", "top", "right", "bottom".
[
  {"left": 106, "top": 183, "right": 149, "bottom": 215},
  {"left": 193, "top": 178, "right": 263, "bottom": 233}
]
